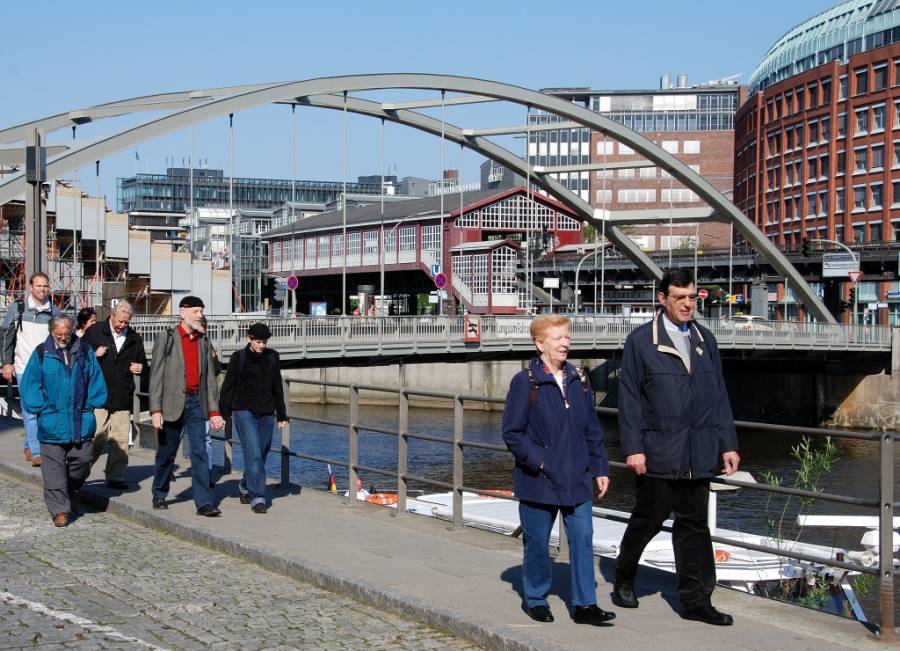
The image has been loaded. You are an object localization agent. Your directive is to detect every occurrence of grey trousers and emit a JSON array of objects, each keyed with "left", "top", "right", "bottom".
[{"left": 40, "top": 442, "right": 92, "bottom": 517}]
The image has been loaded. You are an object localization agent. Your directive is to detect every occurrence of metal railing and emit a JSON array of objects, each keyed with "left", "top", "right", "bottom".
[
  {"left": 202, "top": 377, "right": 893, "bottom": 638},
  {"left": 128, "top": 315, "right": 895, "bottom": 361}
]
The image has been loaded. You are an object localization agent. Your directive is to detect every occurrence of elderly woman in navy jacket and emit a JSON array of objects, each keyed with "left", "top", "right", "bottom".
[
  {"left": 21, "top": 314, "right": 107, "bottom": 527},
  {"left": 502, "top": 314, "right": 615, "bottom": 626}
]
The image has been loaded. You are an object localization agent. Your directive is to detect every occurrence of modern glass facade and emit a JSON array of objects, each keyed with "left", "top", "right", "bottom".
[{"left": 117, "top": 168, "right": 381, "bottom": 213}]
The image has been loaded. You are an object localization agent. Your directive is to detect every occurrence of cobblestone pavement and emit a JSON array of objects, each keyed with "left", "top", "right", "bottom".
[{"left": 0, "top": 475, "right": 481, "bottom": 650}]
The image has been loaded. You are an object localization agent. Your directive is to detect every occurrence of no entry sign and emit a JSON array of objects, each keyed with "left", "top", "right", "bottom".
[{"left": 697, "top": 288, "right": 709, "bottom": 300}]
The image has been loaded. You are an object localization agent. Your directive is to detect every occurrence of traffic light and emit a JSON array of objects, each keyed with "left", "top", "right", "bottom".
[
  {"left": 849, "top": 287, "right": 856, "bottom": 303},
  {"left": 801, "top": 238, "right": 811, "bottom": 257},
  {"left": 840, "top": 300, "right": 850, "bottom": 312}
]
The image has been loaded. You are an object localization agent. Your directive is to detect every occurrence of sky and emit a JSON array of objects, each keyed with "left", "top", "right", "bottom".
[{"left": 1, "top": 0, "right": 840, "bottom": 205}]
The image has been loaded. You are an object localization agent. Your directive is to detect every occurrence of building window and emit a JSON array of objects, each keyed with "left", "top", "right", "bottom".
[
  {"left": 819, "top": 153, "right": 829, "bottom": 178},
  {"left": 363, "top": 230, "right": 378, "bottom": 256},
  {"left": 871, "top": 183, "right": 884, "bottom": 210},
  {"left": 399, "top": 226, "right": 416, "bottom": 252},
  {"left": 838, "top": 113, "right": 847, "bottom": 138},
  {"left": 596, "top": 141, "right": 613, "bottom": 155},
  {"left": 853, "top": 186, "right": 867, "bottom": 211},
  {"left": 894, "top": 180, "right": 900, "bottom": 207},
  {"left": 855, "top": 108, "right": 868, "bottom": 135},
  {"left": 854, "top": 147, "right": 868, "bottom": 173},
  {"left": 870, "top": 222, "right": 883, "bottom": 242},
  {"left": 855, "top": 67, "right": 868, "bottom": 95},
  {"left": 661, "top": 188, "right": 697, "bottom": 203},
  {"left": 491, "top": 247, "right": 518, "bottom": 295},
  {"left": 318, "top": 236, "right": 329, "bottom": 261},
  {"left": 595, "top": 169, "right": 613, "bottom": 179},
  {"left": 836, "top": 187, "right": 845, "bottom": 212},
  {"left": 806, "top": 192, "right": 816, "bottom": 217},
  {"left": 853, "top": 224, "right": 865, "bottom": 241},
  {"left": 807, "top": 158, "right": 817, "bottom": 179},
  {"left": 383, "top": 229, "right": 396, "bottom": 254},
  {"left": 332, "top": 234, "right": 343, "bottom": 258},
  {"left": 683, "top": 140, "right": 700, "bottom": 154},
  {"left": 807, "top": 82, "right": 818, "bottom": 108},
  {"left": 808, "top": 121, "right": 819, "bottom": 143},
  {"left": 595, "top": 189, "right": 612, "bottom": 204},
  {"left": 661, "top": 140, "right": 678, "bottom": 154},
  {"left": 839, "top": 75, "right": 848, "bottom": 100},
  {"left": 874, "top": 65, "right": 888, "bottom": 91},
  {"left": 618, "top": 143, "right": 634, "bottom": 155},
  {"left": 818, "top": 190, "right": 828, "bottom": 216},
  {"left": 895, "top": 60, "right": 900, "bottom": 86},
  {"left": 618, "top": 168, "right": 635, "bottom": 179},
  {"left": 347, "top": 232, "right": 360, "bottom": 257},
  {"left": 821, "top": 116, "right": 830, "bottom": 141},
  {"left": 873, "top": 104, "right": 886, "bottom": 131},
  {"left": 822, "top": 78, "right": 832, "bottom": 104},
  {"left": 617, "top": 188, "right": 657, "bottom": 203},
  {"left": 639, "top": 167, "right": 656, "bottom": 179},
  {"left": 421, "top": 225, "right": 440, "bottom": 253},
  {"left": 872, "top": 144, "right": 885, "bottom": 170},
  {"left": 294, "top": 239, "right": 303, "bottom": 265},
  {"left": 837, "top": 150, "right": 846, "bottom": 175},
  {"left": 305, "top": 237, "right": 316, "bottom": 266}
]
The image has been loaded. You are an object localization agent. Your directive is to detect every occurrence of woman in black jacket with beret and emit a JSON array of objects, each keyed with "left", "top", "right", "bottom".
[{"left": 219, "top": 323, "right": 288, "bottom": 514}]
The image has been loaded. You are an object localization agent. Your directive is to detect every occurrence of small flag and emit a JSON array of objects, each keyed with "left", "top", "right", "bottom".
[{"left": 326, "top": 464, "right": 337, "bottom": 494}]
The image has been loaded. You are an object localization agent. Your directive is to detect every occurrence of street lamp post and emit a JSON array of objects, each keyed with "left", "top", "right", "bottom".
[
  {"left": 702, "top": 226, "right": 734, "bottom": 317},
  {"left": 809, "top": 237, "right": 860, "bottom": 324},
  {"left": 574, "top": 246, "right": 604, "bottom": 314}
]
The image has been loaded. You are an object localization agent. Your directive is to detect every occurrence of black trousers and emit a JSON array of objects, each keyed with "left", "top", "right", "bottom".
[{"left": 614, "top": 476, "right": 716, "bottom": 609}]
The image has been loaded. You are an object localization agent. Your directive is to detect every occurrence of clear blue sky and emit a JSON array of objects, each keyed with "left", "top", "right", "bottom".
[{"left": 1, "top": 0, "right": 837, "bottom": 204}]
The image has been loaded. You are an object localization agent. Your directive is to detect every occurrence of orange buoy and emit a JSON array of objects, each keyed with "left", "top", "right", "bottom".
[
  {"left": 714, "top": 549, "right": 731, "bottom": 563},
  {"left": 366, "top": 493, "right": 398, "bottom": 505}
]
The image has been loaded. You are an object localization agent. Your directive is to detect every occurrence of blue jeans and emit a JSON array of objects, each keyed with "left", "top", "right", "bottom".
[
  {"left": 519, "top": 499, "right": 597, "bottom": 609},
  {"left": 17, "top": 372, "right": 40, "bottom": 456},
  {"left": 151, "top": 395, "right": 215, "bottom": 508},
  {"left": 233, "top": 411, "right": 274, "bottom": 507}
]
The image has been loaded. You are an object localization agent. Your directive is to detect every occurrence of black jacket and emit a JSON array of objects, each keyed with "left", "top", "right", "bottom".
[
  {"left": 219, "top": 346, "right": 287, "bottom": 422},
  {"left": 618, "top": 312, "right": 738, "bottom": 480},
  {"left": 83, "top": 320, "right": 148, "bottom": 411}
]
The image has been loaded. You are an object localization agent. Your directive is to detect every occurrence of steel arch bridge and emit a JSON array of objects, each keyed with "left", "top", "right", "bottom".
[{"left": 0, "top": 73, "right": 836, "bottom": 323}]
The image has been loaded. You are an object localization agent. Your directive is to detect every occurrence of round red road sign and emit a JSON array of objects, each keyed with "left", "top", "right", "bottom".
[
  {"left": 697, "top": 288, "right": 709, "bottom": 300},
  {"left": 434, "top": 273, "right": 447, "bottom": 288},
  {"left": 286, "top": 275, "right": 299, "bottom": 291}
]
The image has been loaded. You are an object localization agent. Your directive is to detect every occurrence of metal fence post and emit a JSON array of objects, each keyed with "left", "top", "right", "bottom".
[
  {"left": 347, "top": 384, "right": 359, "bottom": 504},
  {"left": 451, "top": 394, "right": 464, "bottom": 531},
  {"left": 395, "top": 387, "right": 409, "bottom": 517},
  {"left": 878, "top": 431, "right": 895, "bottom": 640}
]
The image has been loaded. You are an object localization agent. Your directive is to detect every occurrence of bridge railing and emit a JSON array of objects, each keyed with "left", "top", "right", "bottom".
[
  {"left": 129, "top": 314, "right": 895, "bottom": 358},
  {"left": 239, "top": 377, "right": 893, "bottom": 638}
]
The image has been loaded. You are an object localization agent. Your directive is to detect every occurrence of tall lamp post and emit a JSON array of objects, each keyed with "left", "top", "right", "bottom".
[
  {"left": 809, "top": 237, "right": 860, "bottom": 324},
  {"left": 573, "top": 246, "right": 605, "bottom": 314},
  {"left": 702, "top": 226, "right": 734, "bottom": 317}
]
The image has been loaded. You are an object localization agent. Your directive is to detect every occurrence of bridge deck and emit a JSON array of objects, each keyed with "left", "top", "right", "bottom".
[{"left": 0, "top": 422, "right": 883, "bottom": 650}]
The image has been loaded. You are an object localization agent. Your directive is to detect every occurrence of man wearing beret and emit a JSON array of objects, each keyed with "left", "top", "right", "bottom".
[{"left": 149, "top": 296, "right": 225, "bottom": 516}]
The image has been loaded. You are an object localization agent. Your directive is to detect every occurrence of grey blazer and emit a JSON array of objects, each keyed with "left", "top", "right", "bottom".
[{"left": 149, "top": 327, "right": 220, "bottom": 422}]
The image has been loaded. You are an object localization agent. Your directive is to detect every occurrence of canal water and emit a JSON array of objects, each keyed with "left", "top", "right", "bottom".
[{"left": 223, "top": 400, "right": 898, "bottom": 625}]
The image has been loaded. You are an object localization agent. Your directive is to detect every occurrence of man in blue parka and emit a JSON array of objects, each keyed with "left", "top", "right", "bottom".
[
  {"left": 503, "top": 314, "right": 615, "bottom": 626},
  {"left": 21, "top": 313, "right": 107, "bottom": 527},
  {"left": 613, "top": 269, "right": 740, "bottom": 626}
]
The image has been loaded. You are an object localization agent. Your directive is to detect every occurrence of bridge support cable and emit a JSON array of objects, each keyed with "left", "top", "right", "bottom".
[
  {"left": 439, "top": 90, "right": 445, "bottom": 317},
  {"left": 341, "top": 91, "right": 348, "bottom": 316},
  {"left": 0, "top": 74, "right": 835, "bottom": 322}
]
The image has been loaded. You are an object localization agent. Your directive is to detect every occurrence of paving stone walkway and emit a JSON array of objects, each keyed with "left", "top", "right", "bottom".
[{"left": 0, "top": 474, "right": 479, "bottom": 650}]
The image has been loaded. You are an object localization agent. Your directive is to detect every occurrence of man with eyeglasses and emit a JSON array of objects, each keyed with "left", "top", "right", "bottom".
[{"left": 613, "top": 269, "right": 740, "bottom": 626}]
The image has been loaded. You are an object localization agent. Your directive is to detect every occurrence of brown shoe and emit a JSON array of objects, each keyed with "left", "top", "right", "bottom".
[
  {"left": 31, "top": 455, "right": 42, "bottom": 467},
  {"left": 53, "top": 513, "right": 68, "bottom": 527},
  {"left": 24, "top": 449, "right": 32, "bottom": 462}
]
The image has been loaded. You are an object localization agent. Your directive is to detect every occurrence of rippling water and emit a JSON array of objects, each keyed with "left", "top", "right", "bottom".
[{"left": 222, "top": 400, "right": 898, "bottom": 625}]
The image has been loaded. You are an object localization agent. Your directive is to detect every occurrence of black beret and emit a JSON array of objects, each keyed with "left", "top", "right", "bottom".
[
  {"left": 178, "top": 295, "right": 205, "bottom": 309},
  {"left": 247, "top": 322, "right": 272, "bottom": 340}
]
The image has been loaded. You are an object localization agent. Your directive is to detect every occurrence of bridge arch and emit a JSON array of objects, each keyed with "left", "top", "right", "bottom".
[{"left": 0, "top": 73, "right": 834, "bottom": 322}]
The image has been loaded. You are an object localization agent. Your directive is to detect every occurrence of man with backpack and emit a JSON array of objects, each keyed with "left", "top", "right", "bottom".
[
  {"left": 1, "top": 272, "right": 58, "bottom": 466},
  {"left": 149, "top": 296, "right": 224, "bottom": 516}
]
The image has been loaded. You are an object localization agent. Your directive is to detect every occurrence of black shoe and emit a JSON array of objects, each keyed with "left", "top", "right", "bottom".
[
  {"left": 681, "top": 604, "right": 733, "bottom": 626},
  {"left": 196, "top": 504, "right": 221, "bottom": 517},
  {"left": 525, "top": 605, "right": 554, "bottom": 623},
  {"left": 611, "top": 584, "right": 639, "bottom": 608},
  {"left": 152, "top": 497, "right": 168, "bottom": 510},
  {"left": 252, "top": 503, "right": 267, "bottom": 514},
  {"left": 106, "top": 480, "right": 129, "bottom": 490},
  {"left": 239, "top": 494, "right": 251, "bottom": 505},
  {"left": 572, "top": 604, "right": 616, "bottom": 626}
]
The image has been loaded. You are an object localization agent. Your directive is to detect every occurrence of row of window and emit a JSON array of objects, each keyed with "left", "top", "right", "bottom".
[
  {"left": 270, "top": 226, "right": 420, "bottom": 266},
  {"left": 763, "top": 179, "right": 900, "bottom": 224},
  {"left": 596, "top": 139, "right": 701, "bottom": 156},
  {"left": 604, "top": 188, "right": 700, "bottom": 204},
  {"left": 454, "top": 195, "right": 581, "bottom": 230}
]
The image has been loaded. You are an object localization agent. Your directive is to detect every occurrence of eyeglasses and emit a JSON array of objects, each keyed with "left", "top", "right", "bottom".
[{"left": 667, "top": 294, "right": 697, "bottom": 305}]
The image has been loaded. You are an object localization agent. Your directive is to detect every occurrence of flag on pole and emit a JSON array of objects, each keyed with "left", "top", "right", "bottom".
[{"left": 326, "top": 464, "right": 337, "bottom": 494}]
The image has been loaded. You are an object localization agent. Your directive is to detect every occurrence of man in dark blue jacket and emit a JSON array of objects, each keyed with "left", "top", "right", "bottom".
[{"left": 613, "top": 269, "right": 740, "bottom": 626}]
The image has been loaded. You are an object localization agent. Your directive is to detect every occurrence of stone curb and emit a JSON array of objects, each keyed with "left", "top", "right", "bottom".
[{"left": 0, "top": 458, "right": 567, "bottom": 651}]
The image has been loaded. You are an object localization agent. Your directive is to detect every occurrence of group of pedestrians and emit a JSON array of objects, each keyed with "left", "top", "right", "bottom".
[
  {"left": 2, "top": 277, "right": 287, "bottom": 527},
  {"left": 502, "top": 268, "right": 740, "bottom": 628}
]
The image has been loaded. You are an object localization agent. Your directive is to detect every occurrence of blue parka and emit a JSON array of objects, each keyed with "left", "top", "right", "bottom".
[
  {"left": 618, "top": 312, "right": 738, "bottom": 480},
  {"left": 502, "top": 358, "right": 609, "bottom": 506},
  {"left": 20, "top": 334, "right": 107, "bottom": 445}
]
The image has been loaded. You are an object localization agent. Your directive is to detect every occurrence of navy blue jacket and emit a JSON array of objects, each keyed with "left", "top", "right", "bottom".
[
  {"left": 20, "top": 335, "right": 107, "bottom": 446},
  {"left": 502, "top": 358, "right": 609, "bottom": 506},
  {"left": 618, "top": 312, "right": 738, "bottom": 480}
]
